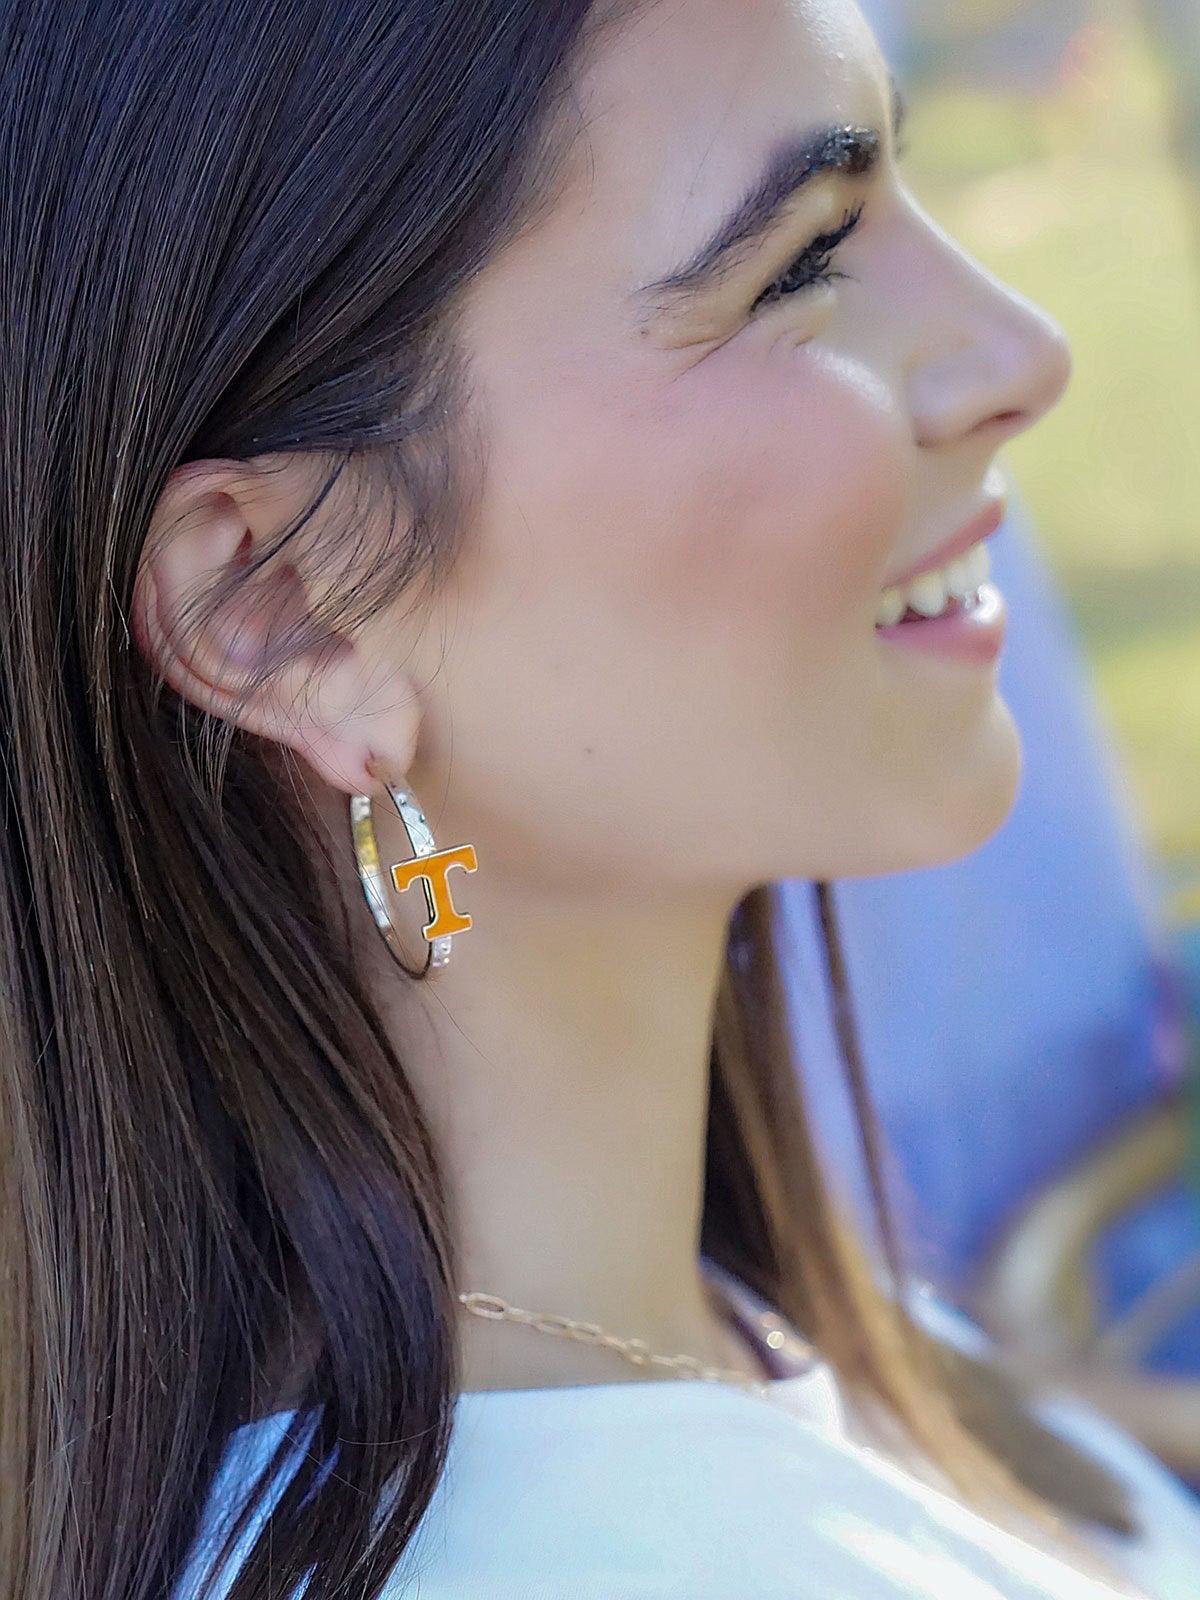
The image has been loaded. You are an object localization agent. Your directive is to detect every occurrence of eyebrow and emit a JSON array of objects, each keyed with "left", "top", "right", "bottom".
[{"left": 633, "top": 71, "right": 908, "bottom": 316}]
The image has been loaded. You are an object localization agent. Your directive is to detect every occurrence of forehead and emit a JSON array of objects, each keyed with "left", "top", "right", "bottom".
[{"left": 566, "top": 0, "right": 890, "bottom": 276}]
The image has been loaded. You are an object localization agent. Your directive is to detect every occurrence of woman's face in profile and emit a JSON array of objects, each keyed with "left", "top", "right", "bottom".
[{"left": 414, "top": 0, "right": 1073, "bottom": 890}]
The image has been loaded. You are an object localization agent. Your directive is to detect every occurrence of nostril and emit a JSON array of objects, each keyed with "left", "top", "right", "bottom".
[{"left": 969, "top": 408, "right": 1029, "bottom": 442}]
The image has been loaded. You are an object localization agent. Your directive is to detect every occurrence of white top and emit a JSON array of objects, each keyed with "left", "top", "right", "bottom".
[{"left": 176, "top": 1272, "right": 1200, "bottom": 1599}]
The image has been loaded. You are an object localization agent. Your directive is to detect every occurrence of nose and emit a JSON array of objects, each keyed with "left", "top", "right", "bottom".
[{"left": 904, "top": 211, "right": 1074, "bottom": 451}]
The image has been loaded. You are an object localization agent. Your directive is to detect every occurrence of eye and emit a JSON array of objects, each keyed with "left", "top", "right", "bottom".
[{"left": 749, "top": 200, "right": 867, "bottom": 317}]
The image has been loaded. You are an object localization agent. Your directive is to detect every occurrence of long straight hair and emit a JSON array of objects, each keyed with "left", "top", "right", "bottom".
[{"left": 0, "top": 3, "right": 1138, "bottom": 1597}]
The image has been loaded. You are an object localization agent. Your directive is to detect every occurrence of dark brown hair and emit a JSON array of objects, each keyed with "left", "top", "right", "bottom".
[{"left": 0, "top": 2, "right": 1136, "bottom": 1596}]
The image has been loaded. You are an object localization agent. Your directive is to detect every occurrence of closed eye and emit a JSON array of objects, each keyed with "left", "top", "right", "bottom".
[{"left": 749, "top": 200, "right": 866, "bottom": 316}]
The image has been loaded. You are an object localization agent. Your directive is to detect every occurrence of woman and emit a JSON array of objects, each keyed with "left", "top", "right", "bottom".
[{"left": 4, "top": 0, "right": 1198, "bottom": 1595}]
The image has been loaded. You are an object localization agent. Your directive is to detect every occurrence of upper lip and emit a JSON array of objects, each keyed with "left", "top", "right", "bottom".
[{"left": 884, "top": 497, "right": 1008, "bottom": 592}]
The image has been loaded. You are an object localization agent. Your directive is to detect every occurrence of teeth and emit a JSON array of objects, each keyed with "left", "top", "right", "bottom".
[
  {"left": 943, "top": 554, "right": 973, "bottom": 599},
  {"left": 875, "top": 587, "right": 906, "bottom": 627},
  {"left": 875, "top": 538, "right": 991, "bottom": 627},
  {"left": 907, "top": 569, "right": 949, "bottom": 618},
  {"left": 966, "top": 540, "right": 990, "bottom": 589}
]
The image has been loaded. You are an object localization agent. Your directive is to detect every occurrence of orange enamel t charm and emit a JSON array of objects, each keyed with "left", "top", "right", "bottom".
[
  {"left": 390, "top": 842, "right": 478, "bottom": 941},
  {"left": 350, "top": 774, "right": 478, "bottom": 972}
]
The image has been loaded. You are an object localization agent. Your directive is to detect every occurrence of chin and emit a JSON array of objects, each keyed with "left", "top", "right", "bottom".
[
  {"left": 835, "top": 698, "right": 1023, "bottom": 880},
  {"left": 916, "top": 699, "right": 1023, "bottom": 869}
]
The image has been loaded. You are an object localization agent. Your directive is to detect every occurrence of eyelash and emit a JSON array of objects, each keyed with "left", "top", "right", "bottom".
[{"left": 750, "top": 200, "right": 867, "bottom": 316}]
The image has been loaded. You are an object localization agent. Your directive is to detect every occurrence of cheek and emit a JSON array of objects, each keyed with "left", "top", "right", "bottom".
[
  {"left": 469, "top": 325, "right": 907, "bottom": 676},
  {"left": 580, "top": 339, "right": 909, "bottom": 642}
]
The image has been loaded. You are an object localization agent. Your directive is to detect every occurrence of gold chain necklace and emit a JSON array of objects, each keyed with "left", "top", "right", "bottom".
[{"left": 457, "top": 1286, "right": 815, "bottom": 1401}]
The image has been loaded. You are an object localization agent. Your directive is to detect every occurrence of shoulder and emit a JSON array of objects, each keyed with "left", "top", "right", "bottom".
[{"left": 907, "top": 1285, "right": 1200, "bottom": 1600}]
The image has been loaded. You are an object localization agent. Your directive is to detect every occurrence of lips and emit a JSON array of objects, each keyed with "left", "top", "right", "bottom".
[
  {"left": 876, "top": 582, "right": 1008, "bottom": 664},
  {"left": 884, "top": 497, "right": 1008, "bottom": 593}
]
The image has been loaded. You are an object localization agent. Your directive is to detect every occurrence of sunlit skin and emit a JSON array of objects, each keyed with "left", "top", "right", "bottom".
[{"left": 134, "top": 0, "right": 1072, "bottom": 1392}]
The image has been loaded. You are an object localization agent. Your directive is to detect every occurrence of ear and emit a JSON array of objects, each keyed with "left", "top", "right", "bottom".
[{"left": 130, "top": 456, "right": 422, "bottom": 796}]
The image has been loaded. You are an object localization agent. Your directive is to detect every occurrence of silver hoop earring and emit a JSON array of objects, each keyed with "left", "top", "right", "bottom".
[{"left": 349, "top": 773, "right": 478, "bottom": 979}]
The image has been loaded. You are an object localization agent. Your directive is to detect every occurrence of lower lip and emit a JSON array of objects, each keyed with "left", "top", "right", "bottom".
[{"left": 875, "top": 583, "right": 1007, "bottom": 663}]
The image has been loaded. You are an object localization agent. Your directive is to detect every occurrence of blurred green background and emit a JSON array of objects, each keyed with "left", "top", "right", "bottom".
[{"left": 900, "top": 3, "right": 1200, "bottom": 899}]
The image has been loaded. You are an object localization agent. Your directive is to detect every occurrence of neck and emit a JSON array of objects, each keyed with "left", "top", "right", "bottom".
[{"left": 322, "top": 781, "right": 760, "bottom": 1393}]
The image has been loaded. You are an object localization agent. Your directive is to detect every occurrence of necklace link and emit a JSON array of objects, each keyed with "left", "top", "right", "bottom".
[{"left": 458, "top": 1289, "right": 775, "bottom": 1399}]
